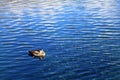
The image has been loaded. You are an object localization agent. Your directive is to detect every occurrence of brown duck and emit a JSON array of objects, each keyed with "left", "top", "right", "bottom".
[{"left": 28, "top": 49, "right": 45, "bottom": 60}]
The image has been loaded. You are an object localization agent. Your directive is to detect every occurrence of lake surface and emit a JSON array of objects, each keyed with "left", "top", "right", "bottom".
[{"left": 0, "top": 0, "right": 120, "bottom": 80}]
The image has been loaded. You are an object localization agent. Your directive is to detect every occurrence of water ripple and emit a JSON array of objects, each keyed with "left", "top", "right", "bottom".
[{"left": 0, "top": 0, "right": 120, "bottom": 80}]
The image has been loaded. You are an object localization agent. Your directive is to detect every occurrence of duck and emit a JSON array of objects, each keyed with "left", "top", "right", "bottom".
[{"left": 28, "top": 49, "right": 45, "bottom": 60}]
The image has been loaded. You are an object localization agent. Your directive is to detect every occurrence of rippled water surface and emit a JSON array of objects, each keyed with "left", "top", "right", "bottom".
[{"left": 0, "top": 0, "right": 120, "bottom": 80}]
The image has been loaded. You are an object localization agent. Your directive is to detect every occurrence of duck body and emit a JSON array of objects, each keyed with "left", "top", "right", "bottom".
[{"left": 28, "top": 49, "right": 45, "bottom": 60}]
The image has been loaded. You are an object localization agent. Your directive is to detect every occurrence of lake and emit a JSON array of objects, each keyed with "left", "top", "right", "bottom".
[{"left": 0, "top": 0, "right": 120, "bottom": 80}]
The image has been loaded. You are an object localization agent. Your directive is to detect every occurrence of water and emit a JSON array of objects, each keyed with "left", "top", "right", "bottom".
[{"left": 0, "top": 0, "right": 120, "bottom": 80}]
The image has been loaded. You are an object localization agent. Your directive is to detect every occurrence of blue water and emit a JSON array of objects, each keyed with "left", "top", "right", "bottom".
[{"left": 0, "top": 0, "right": 120, "bottom": 80}]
